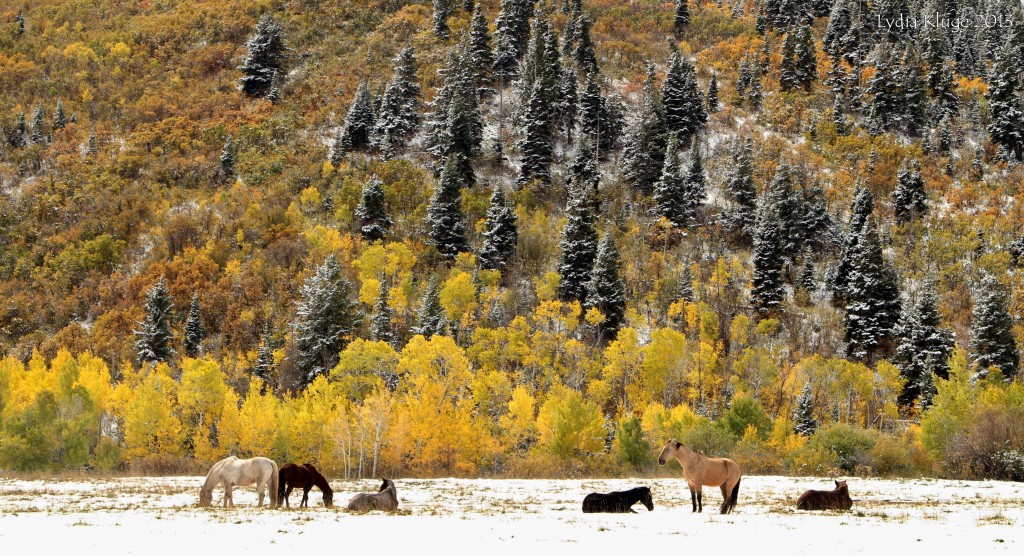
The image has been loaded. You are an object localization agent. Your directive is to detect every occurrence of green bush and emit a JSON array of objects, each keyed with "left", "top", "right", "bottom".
[
  {"left": 868, "top": 434, "right": 913, "bottom": 476},
  {"left": 682, "top": 421, "right": 737, "bottom": 457},
  {"left": 807, "top": 423, "right": 877, "bottom": 473},
  {"left": 720, "top": 396, "right": 773, "bottom": 440},
  {"left": 615, "top": 416, "right": 654, "bottom": 471}
]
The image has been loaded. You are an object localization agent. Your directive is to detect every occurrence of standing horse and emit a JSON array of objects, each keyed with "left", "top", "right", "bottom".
[
  {"left": 199, "top": 456, "right": 279, "bottom": 508},
  {"left": 658, "top": 440, "right": 741, "bottom": 514},
  {"left": 582, "top": 486, "right": 654, "bottom": 513},
  {"left": 796, "top": 480, "right": 852, "bottom": 511},
  {"left": 346, "top": 479, "right": 399, "bottom": 512},
  {"left": 279, "top": 462, "right": 334, "bottom": 508}
]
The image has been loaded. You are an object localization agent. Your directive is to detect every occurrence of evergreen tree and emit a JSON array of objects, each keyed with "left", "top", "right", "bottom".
[
  {"left": 578, "top": 73, "right": 619, "bottom": 155},
  {"left": 8, "top": 112, "right": 27, "bottom": 148},
  {"left": 340, "top": 83, "right": 376, "bottom": 153},
  {"left": 832, "top": 184, "right": 873, "bottom": 301},
  {"left": 894, "top": 286, "right": 953, "bottom": 407},
  {"left": 706, "top": 73, "right": 719, "bottom": 113},
  {"left": 239, "top": 13, "right": 286, "bottom": 98},
  {"left": 896, "top": 48, "right": 927, "bottom": 136},
  {"left": 762, "top": 164, "right": 803, "bottom": 259},
  {"left": 557, "top": 182, "right": 599, "bottom": 302},
  {"left": 220, "top": 136, "right": 235, "bottom": 177},
  {"left": 427, "top": 43, "right": 483, "bottom": 187},
  {"left": 793, "top": 381, "right": 817, "bottom": 436},
  {"left": 413, "top": 277, "right": 448, "bottom": 339},
  {"left": 329, "top": 129, "right": 345, "bottom": 166},
  {"left": 375, "top": 46, "right": 423, "bottom": 152},
  {"left": 662, "top": 47, "right": 706, "bottom": 143},
  {"left": 751, "top": 196, "right": 786, "bottom": 315},
  {"left": 972, "top": 274, "right": 1020, "bottom": 380},
  {"left": 823, "top": 0, "right": 867, "bottom": 64},
  {"left": 30, "top": 106, "right": 43, "bottom": 144},
  {"left": 15, "top": 9, "right": 25, "bottom": 37},
  {"left": 585, "top": 233, "right": 627, "bottom": 342},
  {"left": 184, "top": 294, "right": 203, "bottom": 358},
  {"left": 892, "top": 159, "right": 926, "bottom": 224},
  {"left": 53, "top": 100, "right": 67, "bottom": 131},
  {"left": 134, "top": 278, "right": 176, "bottom": 364},
  {"left": 574, "top": 15, "right": 599, "bottom": 77},
  {"left": 426, "top": 155, "right": 470, "bottom": 260},
  {"left": 370, "top": 277, "right": 395, "bottom": 346},
  {"left": 492, "top": 0, "right": 535, "bottom": 80},
  {"left": 517, "top": 80, "right": 554, "bottom": 186},
  {"left": 724, "top": 137, "right": 757, "bottom": 239},
  {"left": 355, "top": 176, "right": 393, "bottom": 242},
  {"left": 673, "top": 0, "right": 690, "bottom": 38},
  {"left": 294, "top": 255, "right": 361, "bottom": 386},
  {"left": 844, "top": 218, "right": 901, "bottom": 364},
  {"left": 676, "top": 264, "right": 695, "bottom": 303},
  {"left": 252, "top": 322, "right": 276, "bottom": 385},
  {"left": 479, "top": 185, "right": 519, "bottom": 271},
  {"left": 780, "top": 23, "right": 816, "bottom": 92},
  {"left": 679, "top": 145, "right": 706, "bottom": 228},
  {"left": 621, "top": 65, "right": 668, "bottom": 195},
  {"left": 986, "top": 40, "right": 1024, "bottom": 160},
  {"left": 866, "top": 48, "right": 899, "bottom": 134},
  {"left": 433, "top": 0, "right": 456, "bottom": 39},
  {"left": 468, "top": 4, "right": 495, "bottom": 98},
  {"left": 570, "top": 136, "right": 599, "bottom": 195},
  {"left": 736, "top": 50, "right": 763, "bottom": 109},
  {"left": 653, "top": 133, "right": 685, "bottom": 227},
  {"left": 87, "top": 129, "right": 97, "bottom": 156}
]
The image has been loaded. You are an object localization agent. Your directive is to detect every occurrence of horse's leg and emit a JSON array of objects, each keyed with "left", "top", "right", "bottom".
[
  {"left": 301, "top": 487, "right": 311, "bottom": 508},
  {"left": 688, "top": 485, "right": 697, "bottom": 512},
  {"left": 284, "top": 485, "right": 293, "bottom": 508},
  {"left": 720, "top": 484, "right": 729, "bottom": 513},
  {"left": 225, "top": 485, "right": 233, "bottom": 508},
  {"left": 696, "top": 488, "right": 703, "bottom": 513}
]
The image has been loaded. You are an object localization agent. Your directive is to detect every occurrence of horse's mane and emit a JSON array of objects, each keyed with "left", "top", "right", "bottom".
[{"left": 202, "top": 457, "right": 232, "bottom": 492}]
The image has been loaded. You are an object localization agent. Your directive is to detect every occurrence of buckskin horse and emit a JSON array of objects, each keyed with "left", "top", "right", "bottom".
[{"left": 658, "top": 440, "right": 741, "bottom": 514}]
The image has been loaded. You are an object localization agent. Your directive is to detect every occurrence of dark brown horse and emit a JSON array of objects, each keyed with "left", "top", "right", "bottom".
[
  {"left": 278, "top": 463, "right": 333, "bottom": 508},
  {"left": 582, "top": 487, "right": 654, "bottom": 513},
  {"left": 796, "top": 480, "right": 852, "bottom": 511}
]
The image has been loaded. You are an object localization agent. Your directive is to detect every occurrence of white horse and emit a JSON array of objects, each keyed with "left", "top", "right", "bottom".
[{"left": 199, "top": 456, "right": 279, "bottom": 508}]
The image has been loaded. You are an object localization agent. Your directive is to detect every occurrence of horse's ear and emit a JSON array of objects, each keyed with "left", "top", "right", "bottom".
[{"left": 673, "top": 440, "right": 682, "bottom": 448}]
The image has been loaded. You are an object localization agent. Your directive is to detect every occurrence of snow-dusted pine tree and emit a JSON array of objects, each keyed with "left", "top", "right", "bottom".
[
  {"left": 972, "top": 274, "right": 1020, "bottom": 380},
  {"left": 426, "top": 155, "right": 470, "bottom": 260},
  {"left": 585, "top": 233, "right": 627, "bottom": 342},
  {"left": 894, "top": 286, "right": 953, "bottom": 407},
  {"left": 557, "top": 182, "right": 599, "bottom": 303},
  {"left": 355, "top": 176, "right": 393, "bottom": 242},
  {"left": 134, "top": 278, "right": 176, "bottom": 364},
  {"left": 479, "top": 185, "right": 519, "bottom": 271},
  {"left": 184, "top": 294, "right": 203, "bottom": 358},
  {"left": 239, "top": 14, "right": 286, "bottom": 98},
  {"left": 294, "top": 255, "right": 361, "bottom": 387}
]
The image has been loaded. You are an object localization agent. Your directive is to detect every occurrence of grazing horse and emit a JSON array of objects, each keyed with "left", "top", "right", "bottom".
[
  {"left": 278, "top": 462, "right": 334, "bottom": 508},
  {"left": 346, "top": 479, "right": 399, "bottom": 512},
  {"left": 582, "top": 486, "right": 654, "bottom": 513},
  {"left": 658, "top": 440, "right": 742, "bottom": 514},
  {"left": 796, "top": 480, "right": 853, "bottom": 511},
  {"left": 199, "top": 456, "right": 279, "bottom": 508}
]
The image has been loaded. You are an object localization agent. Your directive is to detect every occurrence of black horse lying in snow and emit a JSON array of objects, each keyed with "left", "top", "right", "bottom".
[{"left": 581, "top": 486, "right": 654, "bottom": 513}]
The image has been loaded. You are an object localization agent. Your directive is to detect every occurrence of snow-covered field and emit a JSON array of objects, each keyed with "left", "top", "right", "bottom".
[{"left": 1, "top": 475, "right": 1022, "bottom": 553}]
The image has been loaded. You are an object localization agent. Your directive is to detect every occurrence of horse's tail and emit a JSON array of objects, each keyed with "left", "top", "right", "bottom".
[
  {"left": 269, "top": 459, "right": 280, "bottom": 508},
  {"left": 724, "top": 477, "right": 741, "bottom": 514}
]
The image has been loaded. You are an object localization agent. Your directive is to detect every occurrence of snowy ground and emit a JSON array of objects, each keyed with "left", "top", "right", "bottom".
[{"left": 1, "top": 475, "right": 1022, "bottom": 554}]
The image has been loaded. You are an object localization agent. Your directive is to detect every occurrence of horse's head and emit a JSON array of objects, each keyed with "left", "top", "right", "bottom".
[
  {"left": 657, "top": 440, "right": 682, "bottom": 465},
  {"left": 834, "top": 480, "right": 848, "bottom": 491},
  {"left": 198, "top": 488, "right": 212, "bottom": 507},
  {"left": 640, "top": 487, "right": 654, "bottom": 511},
  {"left": 323, "top": 489, "right": 334, "bottom": 508},
  {"left": 379, "top": 479, "right": 393, "bottom": 492}
]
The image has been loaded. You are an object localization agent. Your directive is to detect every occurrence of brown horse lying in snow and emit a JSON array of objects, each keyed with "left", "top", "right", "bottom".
[{"left": 796, "top": 480, "right": 852, "bottom": 511}]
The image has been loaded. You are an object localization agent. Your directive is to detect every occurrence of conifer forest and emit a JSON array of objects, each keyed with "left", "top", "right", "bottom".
[{"left": 3, "top": 0, "right": 1024, "bottom": 482}]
